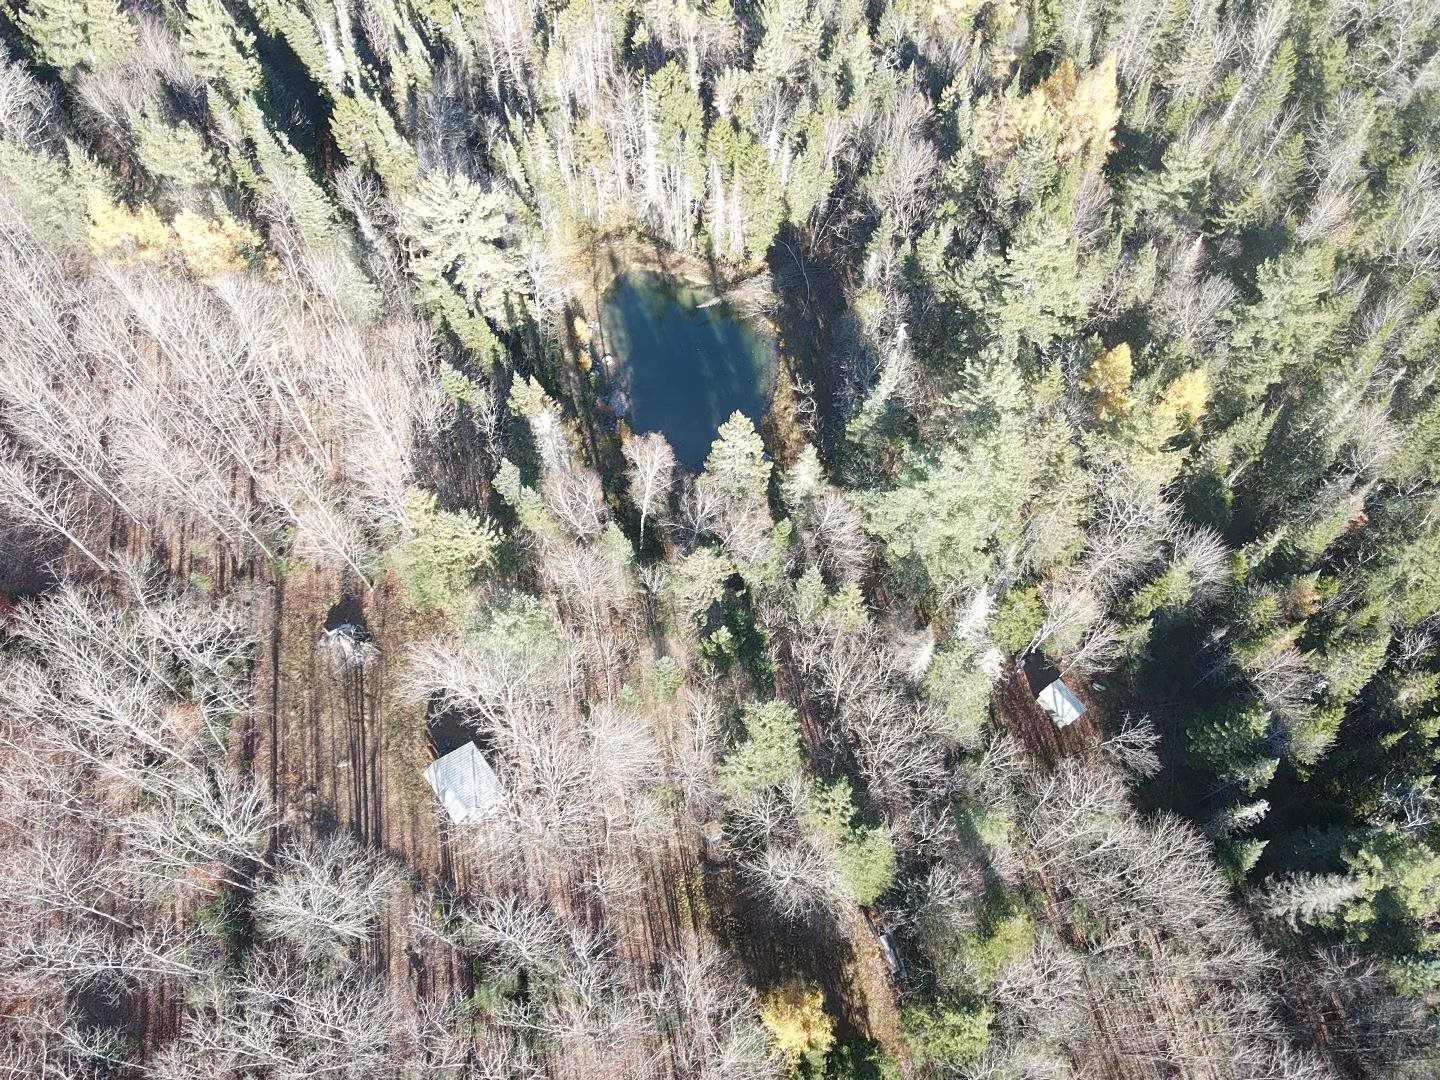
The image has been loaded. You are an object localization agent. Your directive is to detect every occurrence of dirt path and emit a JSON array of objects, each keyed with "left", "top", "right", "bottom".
[
  {"left": 241, "top": 563, "right": 471, "bottom": 1006},
  {"left": 766, "top": 635, "right": 911, "bottom": 1063}
]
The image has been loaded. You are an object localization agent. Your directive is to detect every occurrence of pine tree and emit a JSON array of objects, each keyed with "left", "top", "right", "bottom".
[
  {"left": 397, "top": 172, "right": 529, "bottom": 360},
  {"left": 706, "top": 119, "right": 784, "bottom": 261},
  {"left": 1225, "top": 245, "right": 1338, "bottom": 403},
  {"left": 1255, "top": 872, "right": 1367, "bottom": 927},
  {"left": 331, "top": 91, "right": 421, "bottom": 193},
  {"left": 718, "top": 700, "right": 804, "bottom": 801},
  {"left": 651, "top": 61, "right": 706, "bottom": 241},
  {"left": 182, "top": 0, "right": 262, "bottom": 94},
  {"left": 700, "top": 412, "right": 771, "bottom": 510},
  {"left": 394, "top": 488, "right": 499, "bottom": 610},
  {"left": 1186, "top": 702, "right": 1279, "bottom": 795},
  {"left": 19, "top": 0, "right": 137, "bottom": 72}
]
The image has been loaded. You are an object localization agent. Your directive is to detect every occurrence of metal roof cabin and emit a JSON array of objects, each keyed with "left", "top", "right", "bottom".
[
  {"left": 1022, "top": 652, "right": 1087, "bottom": 729},
  {"left": 1036, "top": 677, "right": 1086, "bottom": 728},
  {"left": 423, "top": 742, "right": 505, "bottom": 824}
]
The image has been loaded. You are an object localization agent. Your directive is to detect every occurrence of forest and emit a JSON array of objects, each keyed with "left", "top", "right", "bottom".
[{"left": 0, "top": 0, "right": 1438, "bottom": 1075}]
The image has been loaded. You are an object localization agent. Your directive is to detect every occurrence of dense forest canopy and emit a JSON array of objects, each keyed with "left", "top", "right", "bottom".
[{"left": 0, "top": 0, "right": 1439, "bottom": 1075}]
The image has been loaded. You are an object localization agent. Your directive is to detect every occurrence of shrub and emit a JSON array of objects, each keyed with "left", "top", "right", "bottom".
[
  {"left": 461, "top": 967, "right": 521, "bottom": 1017},
  {"left": 803, "top": 778, "right": 898, "bottom": 907},
  {"left": 921, "top": 889, "right": 1034, "bottom": 993},
  {"left": 825, "top": 1039, "right": 902, "bottom": 1079},
  {"left": 699, "top": 624, "right": 739, "bottom": 669},
  {"left": 664, "top": 546, "right": 733, "bottom": 626},
  {"left": 964, "top": 906, "right": 1035, "bottom": 986},
  {"left": 440, "top": 363, "right": 485, "bottom": 408},
  {"left": 923, "top": 643, "right": 990, "bottom": 745},
  {"left": 649, "top": 655, "right": 684, "bottom": 699},
  {"left": 195, "top": 888, "right": 245, "bottom": 946}
]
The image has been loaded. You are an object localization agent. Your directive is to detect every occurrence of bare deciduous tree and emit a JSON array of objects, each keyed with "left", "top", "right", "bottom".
[
  {"left": 254, "top": 834, "right": 406, "bottom": 959},
  {"left": 807, "top": 491, "right": 871, "bottom": 586},
  {"left": 646, "top": 945, "right": 784, "bottom": 1080},
  {"left": 0, "top": 208, "right": 441, "bottom": 573},
  {"left": 542, "top": 462, "right": 608, "bottom": 541},
  {"left": 623, "top": 432, "right": 676, "bottom": 547}
]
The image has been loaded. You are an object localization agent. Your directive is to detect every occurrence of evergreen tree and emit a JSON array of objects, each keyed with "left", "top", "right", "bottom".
[{"left": 19, "top": 0, "right": 136, "bottom": 72}]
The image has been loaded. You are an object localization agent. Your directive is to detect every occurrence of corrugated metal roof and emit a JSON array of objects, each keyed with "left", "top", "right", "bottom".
[
  {"left": 1036, "top": 677, "right": 1086, "bottom": 728},
  {"left": 423, "top": 742, "right": 504, "bottom": 823}
]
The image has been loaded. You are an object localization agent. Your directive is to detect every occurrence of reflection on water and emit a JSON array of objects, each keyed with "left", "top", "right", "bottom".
[{"left": 600, "top": 271, "right": 776, "bottom": 469}]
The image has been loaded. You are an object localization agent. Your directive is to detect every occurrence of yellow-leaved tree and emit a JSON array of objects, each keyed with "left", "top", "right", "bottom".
[
  {"left": 759, "top": 982, "right": 835, "bottom": 1070},
  {"left": 173, "top": 209, "right": 261, "bottom": 278},
  {"left": 1048, "top": 55, "right": 1120, "bottom": 164},
  {"left": 976, "top": 55, "right": 1119, "bottom": 166},
  {"left": 1081, "top": 341, "right": 1134, "bottom": 423},
  {"left": 89, "top": 196, "right": 259, "bottom": 279},
  {"left": 87, "top": 194, "right": 170, "bottom": 263},
  {"left": 1158, "top": 368, "right": 1211, "bottom": 433}
]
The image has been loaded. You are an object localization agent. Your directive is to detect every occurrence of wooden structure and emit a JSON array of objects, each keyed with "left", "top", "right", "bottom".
[{"left": 423, "top": 742, "right": 504, "bottom": 824}]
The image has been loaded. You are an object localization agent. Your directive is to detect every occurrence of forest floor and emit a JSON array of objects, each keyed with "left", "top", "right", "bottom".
[
  {"left": 990, "top": 660, "right": 1104, "bottom": 764},
  {"left": 233, "top": 558, "right": 911, "bottom": 1068},
  {"left": 992, "top": 663, "right": 1242, "bottom": 1079},
  {"left": 238, "top": 563, "right": 476, "bottom": 1008}
]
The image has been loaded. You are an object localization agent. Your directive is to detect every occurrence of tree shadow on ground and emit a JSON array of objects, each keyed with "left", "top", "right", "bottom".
[
  {"left": 764, "top": 224, "right": 868, "bottom": 465},
  {"left": 700, "top": 861, "right": 883, "bottom": 1048}
]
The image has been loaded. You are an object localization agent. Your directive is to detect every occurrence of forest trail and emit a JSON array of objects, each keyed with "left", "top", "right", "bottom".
[
  {"left": 248, "top": 565, "right": 441, "bottom": 873},
  {"left": 244, "top": 564, "right": 469, "bottom": 1002},
  {"left": 767, "top": 635, "right": 912, "bottom": 1065}
]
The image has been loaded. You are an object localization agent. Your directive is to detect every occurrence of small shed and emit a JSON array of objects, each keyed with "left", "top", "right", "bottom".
[
  {"left": 1036, "top": 677, "right": 1087, "bottom": 729},
  {"left": 423, "top": 742, "right": 505, "bottom": 824}
]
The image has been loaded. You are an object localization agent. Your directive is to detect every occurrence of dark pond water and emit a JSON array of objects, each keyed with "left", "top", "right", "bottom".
[{"left": 600, "top": 271, "right": 776, "bottom": 469}]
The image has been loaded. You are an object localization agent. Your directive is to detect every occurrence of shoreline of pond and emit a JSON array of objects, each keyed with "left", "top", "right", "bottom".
[
  {"left": 597, "top": 270, "right": 779, "bottom": 469},
  {"left": 549, "top": 227, "right": 812, "bottom": 476},
  {"left": 568, "top": 231, "right": 776, "bottom": 340}
]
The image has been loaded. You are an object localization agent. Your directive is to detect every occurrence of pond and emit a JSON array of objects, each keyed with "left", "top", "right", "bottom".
[{"left": 600, "top": 271, "right": 777, "bottom": 469}]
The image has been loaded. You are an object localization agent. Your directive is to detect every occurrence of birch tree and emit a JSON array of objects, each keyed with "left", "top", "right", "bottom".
[{"left": 623, "top": 431, "right": 676, "bottom": 546}]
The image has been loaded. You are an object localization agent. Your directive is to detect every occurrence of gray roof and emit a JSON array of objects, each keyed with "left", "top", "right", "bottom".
[
  {"left": 423, "top": 742, "right": 504, "bottom": 824},
  {"left": 1036, "top": 678, "right": 1086, "bottom": 728}
]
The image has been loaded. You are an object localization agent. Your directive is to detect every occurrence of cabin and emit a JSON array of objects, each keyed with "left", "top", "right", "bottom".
[
  {"left": 1023, "top": 652, "right": 1087, "bottom": 729},
  {"left": 1036, "top": 677, "right": 1087, "bottom": 729},
  {"left": 423, "top": 742, "right": 505, "bottom": 824}
]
